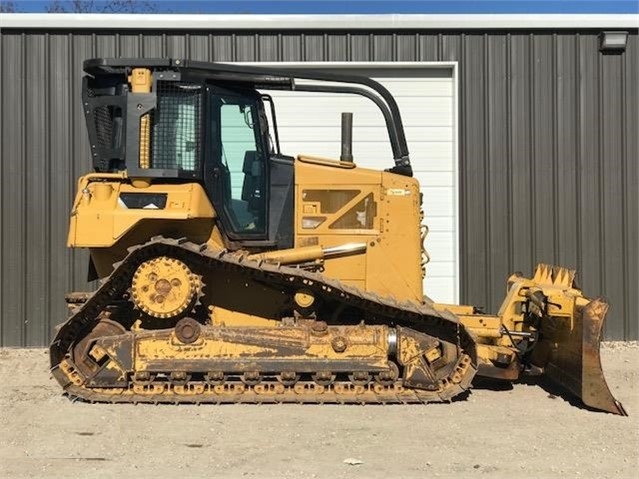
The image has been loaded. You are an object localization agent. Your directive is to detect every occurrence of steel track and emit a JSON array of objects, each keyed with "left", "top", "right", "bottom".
[{"left": 50, "top": 237, "right": 477, "bottom": 404}]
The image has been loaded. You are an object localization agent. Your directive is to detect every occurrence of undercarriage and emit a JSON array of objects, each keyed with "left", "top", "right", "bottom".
[{"left": 52, "top": 238, "right": 476, "bottom": 404}]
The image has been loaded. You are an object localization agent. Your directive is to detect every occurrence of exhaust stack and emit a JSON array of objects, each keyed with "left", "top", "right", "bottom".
[{"left": 340, "top": 112, "right": 353, "bottom": 162}]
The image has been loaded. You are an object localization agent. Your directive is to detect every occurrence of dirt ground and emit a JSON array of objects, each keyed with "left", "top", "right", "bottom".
[{"left": 1, "top": 344, "right": 637, "bottom": 479}]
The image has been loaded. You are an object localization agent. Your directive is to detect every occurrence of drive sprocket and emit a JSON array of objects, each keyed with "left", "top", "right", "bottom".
[{"left": 130, "top": 256, "right": 202, "bottom": 319}]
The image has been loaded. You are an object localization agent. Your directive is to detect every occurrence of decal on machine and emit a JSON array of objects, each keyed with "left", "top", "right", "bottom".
[
  {"left": 118, "top": 193, "right": 168, "bottom": 209},
  {"left": 386, "top": 188, "right": 412, "bottom": 196}
]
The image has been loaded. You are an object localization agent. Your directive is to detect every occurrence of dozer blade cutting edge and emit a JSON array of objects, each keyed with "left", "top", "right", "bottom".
[{"left": 540, "top": 297, "right": 627, "bottom": 416}]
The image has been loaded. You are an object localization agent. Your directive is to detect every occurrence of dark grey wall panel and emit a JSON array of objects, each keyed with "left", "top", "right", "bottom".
[{"left": 0, "top": 28, "right": 637, "bottom": 345}]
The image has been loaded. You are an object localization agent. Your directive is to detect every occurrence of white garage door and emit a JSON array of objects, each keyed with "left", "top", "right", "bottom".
[{"left": 256, "top": 63, "right": 458, "bottom": 303}]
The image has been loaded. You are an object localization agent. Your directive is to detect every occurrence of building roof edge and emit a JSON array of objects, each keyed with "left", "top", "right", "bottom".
[{"left": 1, "top": 13, "right": 638, "bottom": 30}]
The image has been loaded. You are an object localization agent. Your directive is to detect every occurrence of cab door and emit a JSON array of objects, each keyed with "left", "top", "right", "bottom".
[{"left": 206, "top": 88, "right": 269, "bottom": 241}]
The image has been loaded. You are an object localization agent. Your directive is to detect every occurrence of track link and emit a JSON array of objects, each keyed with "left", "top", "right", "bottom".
[{"left": 59, "top": 381, "right": 469, "bottom": 405}]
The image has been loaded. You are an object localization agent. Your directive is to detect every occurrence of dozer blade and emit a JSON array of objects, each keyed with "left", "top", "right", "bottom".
[{"left": 541, "top": 298, "right": 627, "bottom": 416}]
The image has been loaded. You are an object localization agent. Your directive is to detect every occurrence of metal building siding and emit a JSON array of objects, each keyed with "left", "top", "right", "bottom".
[{"left": 0, "top": 29, "right": 637, "bottom": 345}]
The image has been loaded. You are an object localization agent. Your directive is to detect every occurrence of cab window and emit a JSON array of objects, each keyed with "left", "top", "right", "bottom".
[{"left": 213, "top": 93, "right": 267, "bottom": 236}]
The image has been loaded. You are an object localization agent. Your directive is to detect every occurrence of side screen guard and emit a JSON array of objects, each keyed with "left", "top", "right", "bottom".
[{"left": 82, "top": 75, "right": 127, "bottom": 172}]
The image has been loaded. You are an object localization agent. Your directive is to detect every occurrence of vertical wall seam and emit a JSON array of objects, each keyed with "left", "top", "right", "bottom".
[
  {"left": 620, "top": 50, "right": 628, "bottom": 339},
  {"left": 45, "top": 32, "right": 52, "bottom": 344},
  {"left": 552, "top": 33, "right": 559, "bottom": 264},
  {"left": 0, "top": 31, "right": 4, "bottom": 343},
  {"left": 392, "top": 32, "right": 397, "bottom": 61},
  {"left": 254, "top": 33, "right": 259, "bottom": 61},
  {"left": 231, "top": 33, "right": 237, "bottom": 60},
  {"left": 597, "top": 39, "right": 605, "bottom": 298},
  {"left": 68, "top": 32, "right": 75, "bottom": 294},
  {"left": 575, "top": 34, "right": 582, "bottom": 282},
  {"left": 21, "top": 32, "right": 27, "bottom": 345},
  {"left": 369, "top": 33, "right": 374, "bottom": 60},
  {"left": 323, "top": 33, "right": 328, "bottom": 60},
  {"left": 483, "top": 33, "right": 491, "bottom": 305},
  {"left": 506, "top": 33, "right": 513, "bottom": 271},
  {"left": 529, "top": 34, "right": 537, "bottom": 273},
  {"left": 462, "top": 34, "right": 470, "bottom": 296}
]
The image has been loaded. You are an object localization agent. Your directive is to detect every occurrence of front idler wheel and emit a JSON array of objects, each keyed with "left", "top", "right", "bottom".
[{"left": 72, "top": 317, "right": 127, "bottom": 379}]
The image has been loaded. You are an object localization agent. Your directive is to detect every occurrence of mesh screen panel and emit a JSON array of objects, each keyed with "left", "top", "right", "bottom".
[
  {"left": 86, "top": 85, "right": 117, "bottom": 152},
  {"left": 93, "top": 105, "right": 116, "bottom": 147},
  {"left": 151, "top": 81, "right": 203, "bottom": 171}
]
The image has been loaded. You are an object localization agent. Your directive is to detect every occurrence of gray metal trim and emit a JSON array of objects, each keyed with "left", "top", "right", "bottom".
[{"left": 1, "top": 13, "right": 638, "bottom": 30}]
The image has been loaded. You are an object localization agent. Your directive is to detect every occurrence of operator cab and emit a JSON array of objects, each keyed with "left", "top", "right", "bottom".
[
  {"left": 84, "top": 67, "right": 294, "bottom": 249},
  {"left": 81, "top": 58, "right": 413, "bottom": 251}
]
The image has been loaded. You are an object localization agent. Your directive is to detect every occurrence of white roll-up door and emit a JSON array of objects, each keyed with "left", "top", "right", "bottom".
[{"left": 257, "top": 63, "right": 458, "bottom": 303}]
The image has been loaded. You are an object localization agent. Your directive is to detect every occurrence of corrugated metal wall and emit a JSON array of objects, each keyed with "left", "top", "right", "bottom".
[{"left": 1, "top": 28, "right": 637, "bottom": 346}]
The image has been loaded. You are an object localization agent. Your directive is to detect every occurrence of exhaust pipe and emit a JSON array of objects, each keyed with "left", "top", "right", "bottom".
[{"left": 340, "top": 112, "right": 353, "bottom": 162}]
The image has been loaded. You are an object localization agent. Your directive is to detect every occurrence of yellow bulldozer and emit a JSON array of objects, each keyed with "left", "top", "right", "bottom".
[{"left": 50, "top": 58, "right": 625, "bottom": 415}]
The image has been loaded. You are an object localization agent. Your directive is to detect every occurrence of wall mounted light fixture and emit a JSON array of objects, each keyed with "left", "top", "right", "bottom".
[{"left": 599, "top": 31, "right": 628, "bottom": 52}]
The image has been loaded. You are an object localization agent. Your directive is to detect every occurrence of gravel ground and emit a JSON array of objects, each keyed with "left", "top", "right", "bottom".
[{"left": 1, "top": 344, "right": 637, "bottom": 479}]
